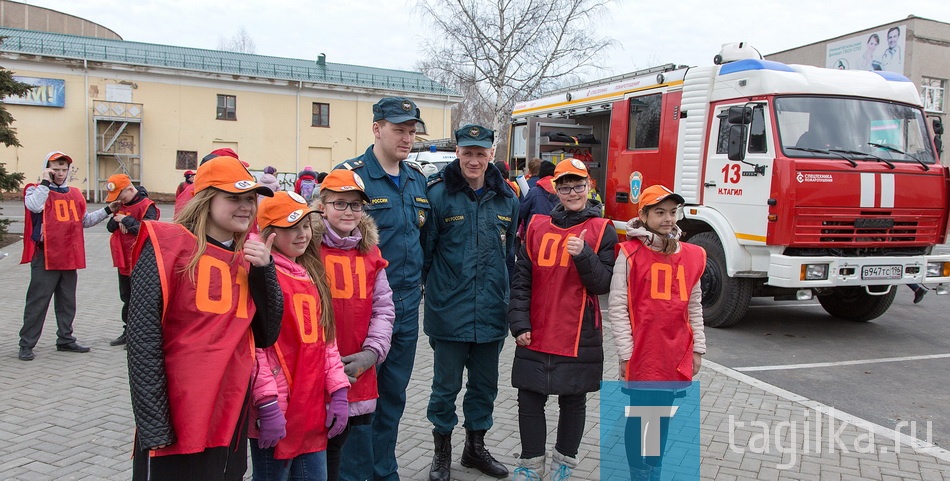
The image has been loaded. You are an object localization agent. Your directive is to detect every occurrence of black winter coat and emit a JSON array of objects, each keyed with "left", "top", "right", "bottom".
[{"left": 508, "top": 201, "right": 617, "bottom": 395}]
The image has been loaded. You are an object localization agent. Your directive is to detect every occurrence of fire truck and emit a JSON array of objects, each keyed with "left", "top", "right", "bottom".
[{"left": 509, "top": 43, "right": 950, "bottom": 327}]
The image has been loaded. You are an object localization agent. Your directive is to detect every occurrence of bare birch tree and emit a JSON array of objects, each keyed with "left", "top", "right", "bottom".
[
  {"left": 217, "top": 27, "right": 257, "bottom": 54},
  {"left": 418, "top": 0, "right": 615, "bottom": 153}
]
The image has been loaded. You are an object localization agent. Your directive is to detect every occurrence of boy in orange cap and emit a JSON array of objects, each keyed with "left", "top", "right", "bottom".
[
  {"left": 103, "top": 174, "right": 160, "bottom": 346},
  {"left": 18, "top": 151, "right": 118, "bottom": 361},
  {"left": 508, "top": 158, "right": 617, "bottom": 479}
]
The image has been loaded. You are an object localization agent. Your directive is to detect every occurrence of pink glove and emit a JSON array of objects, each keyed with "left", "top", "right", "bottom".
[
  {"left": 256, "top": 400, "right": 287, "bottom": 449},
  {"left": 326, "top": 388, "right": 349, "bottom": 438}
]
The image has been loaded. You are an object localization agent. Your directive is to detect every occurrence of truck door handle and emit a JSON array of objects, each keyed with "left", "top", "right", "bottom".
[{"left": 704, "top": 181, "right": 717, "bottom": 187}]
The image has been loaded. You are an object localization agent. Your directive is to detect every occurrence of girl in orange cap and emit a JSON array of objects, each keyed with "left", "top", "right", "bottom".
[
  {"left": 127, "top": 156, "right": 283, "bottom": 481},
  {"left": 606, "top": 184, "right": 706, "bottom": 481},
  {"left": 248, "top": 191, "right": 350, "bottom": 480}
]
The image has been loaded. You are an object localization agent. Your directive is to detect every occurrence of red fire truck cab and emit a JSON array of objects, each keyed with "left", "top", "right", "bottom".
[{"left": 509, "top": 44, "right": 950, "bottom": 327}]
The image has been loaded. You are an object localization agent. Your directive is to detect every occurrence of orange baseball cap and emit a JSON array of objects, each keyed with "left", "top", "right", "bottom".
[
  {"left": 193, "top": 156, "right": 274, "bottom": 196},
  {"left": 45, "top": 151, "right": 72, "bottom": 166},
  {"left": 258, "top": 191, "right": 321, "bottom": 229},
  {"left": 552, "top": 158, "right": 589, "bottom": 182},
  {"left": 638, "top": 185, "right": 685, "bottom": 209},
  {"left": 104, "top": 174, "right": 132, "bottom": 202},
  {"left": 321, "top": 169, "right": 370, "bottom": 203}
]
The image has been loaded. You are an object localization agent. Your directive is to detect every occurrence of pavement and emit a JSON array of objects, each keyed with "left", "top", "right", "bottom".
[{"left": 1, "top": 201, "right": 949, "bottom": 480}]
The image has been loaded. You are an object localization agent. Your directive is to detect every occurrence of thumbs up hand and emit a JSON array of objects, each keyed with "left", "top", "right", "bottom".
[
  {"left": 244, "top": 233, "right": 276, "bottom": 267},
  {"left": 566, "top": 229, "right": 587, "bottom": 256}
]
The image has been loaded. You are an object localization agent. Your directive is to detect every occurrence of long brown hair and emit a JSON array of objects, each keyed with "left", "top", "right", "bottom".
[
  {"left": 260, "top": 220, "right": 336, "bottom": 343},
  {"left": 639, "top": 204, "right": 680, "bottom": 255}
]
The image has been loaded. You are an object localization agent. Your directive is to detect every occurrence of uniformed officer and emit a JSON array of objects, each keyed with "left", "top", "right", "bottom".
[
  {"left": 334, "top": 97, "right": 429, "bottom": 481},
  {"left": 422, "top": 124, "right": 518, "bottom": 481}
]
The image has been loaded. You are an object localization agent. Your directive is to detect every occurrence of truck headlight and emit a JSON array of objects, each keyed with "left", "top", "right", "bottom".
[
  {"left": 926, "top": 262, "right": 950, "bottom": 278},
  {"left": 802, "top": 264, "right": 829, "bottom": 281}
]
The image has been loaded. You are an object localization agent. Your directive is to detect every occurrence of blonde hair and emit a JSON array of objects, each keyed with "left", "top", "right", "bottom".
[
  {"left": 174, "top": 189, "right": 251, "bottom": 280},
  {"left": 260, "top": 222, "right": 336, "bottom": 343}
]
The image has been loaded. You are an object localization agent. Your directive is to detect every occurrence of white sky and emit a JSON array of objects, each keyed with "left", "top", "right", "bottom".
[{"left": 20, "top": 0, "right": 950, "bottom": 80}]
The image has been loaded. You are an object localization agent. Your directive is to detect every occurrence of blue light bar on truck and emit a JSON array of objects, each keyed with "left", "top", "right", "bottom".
[{"left": 719, "top": 59, "right": 796, "bottom": 75}]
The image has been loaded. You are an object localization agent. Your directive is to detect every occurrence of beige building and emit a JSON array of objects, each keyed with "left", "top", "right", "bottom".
[
  {"left": 0, "top": 23, "right": 459, "bottom": 200},
  {"left": 766, "top": 15, "right": 949, "bottom": 164}
]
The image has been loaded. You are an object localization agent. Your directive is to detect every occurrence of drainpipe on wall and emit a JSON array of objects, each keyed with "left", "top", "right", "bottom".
[
  {"left": 83, "top": 59, "right": 91, "bottom": 201},
  {"left": 296, "top": 81, "right": 302, "bottom": 173}
]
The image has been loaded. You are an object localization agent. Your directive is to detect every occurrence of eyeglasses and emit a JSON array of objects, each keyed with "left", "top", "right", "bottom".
[
  {"left": 329, "top": 201, "right": 365, "bottom": 212},
  {"left": 556, "top": 184, "right": 588, "bottom": 195}
]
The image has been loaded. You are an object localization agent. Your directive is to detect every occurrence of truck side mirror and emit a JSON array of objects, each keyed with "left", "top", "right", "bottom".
[
  {"left": 728, "top": 125, "right": 747, "bottom": 161},
  {"left": 728, "top": 106, "right": 752, "bottom": 125},
  {"left": 933, "top": 117, "right": 944, "bottom": 135}
]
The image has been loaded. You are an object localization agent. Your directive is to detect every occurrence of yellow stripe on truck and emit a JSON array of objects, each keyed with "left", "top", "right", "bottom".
[
  {"left": 512, "top": 80, "right": 685, "bottom": 116},
  {"left": 736, "top": 233, "right": 767, "bottom": 243}
]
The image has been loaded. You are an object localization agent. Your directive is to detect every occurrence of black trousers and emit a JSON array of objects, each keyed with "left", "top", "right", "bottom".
[
  {"left": 325, "top": 413, "right": 371, "bottom": 481},
  {"left": 118, "top": 272, "right": 131, "bottom": 330},
  {"left": 517, "top": 389, "right": 587, "bottom": 459},
  {"left": 19, "top": 249, "right": 78, "bottom": 348}
]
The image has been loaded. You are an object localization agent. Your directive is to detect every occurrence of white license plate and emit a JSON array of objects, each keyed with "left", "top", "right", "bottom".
[{"left": 861, "top": 265, "right": 902, "bottom": 280}]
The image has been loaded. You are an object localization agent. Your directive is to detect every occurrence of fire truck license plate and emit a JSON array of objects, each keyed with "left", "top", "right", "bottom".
[{"left": 861, "top": 265, "right": 902, "bottom": 280}]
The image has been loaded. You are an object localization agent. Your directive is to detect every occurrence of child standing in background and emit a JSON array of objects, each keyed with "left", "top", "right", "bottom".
[
  {"left": 249, "top": 191, "right": 351, "bottom": 481},
  {"left": 315, "top": 169, "right": 395, "bottom": 481},
  {"left": 103, "top": 173, "right": 159, "bottom": 346}
]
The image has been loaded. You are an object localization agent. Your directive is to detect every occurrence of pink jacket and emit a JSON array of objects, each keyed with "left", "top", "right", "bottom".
[
  {"left": 317, "top": 215, "right": 395, "bottom": 417},
  {"left": 248, "top": 247, "right": 349, "bottom": 439}
]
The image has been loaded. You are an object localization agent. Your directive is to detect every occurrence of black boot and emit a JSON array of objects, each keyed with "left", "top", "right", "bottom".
[
  {"left": 110, "top": 331, "right": 127, "bottom": 346},
  {"left": 460, "top": 429, "right": 508, "bottom": 478},
  {"left": 429, "top": 430, "right": 452, "bottom": 481}
]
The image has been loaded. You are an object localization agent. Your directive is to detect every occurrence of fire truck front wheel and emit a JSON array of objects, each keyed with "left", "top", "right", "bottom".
[
  {"left": 690, "top": 232, "right": 753, "bottom": 328},
  {"left": 817, "top": 286, "right": 897, "bottom": 322}
]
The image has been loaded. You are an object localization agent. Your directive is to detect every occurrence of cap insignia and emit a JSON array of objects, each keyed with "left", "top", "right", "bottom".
[{"left": 288, "top": 192, "right": 307, "bottom": 204}]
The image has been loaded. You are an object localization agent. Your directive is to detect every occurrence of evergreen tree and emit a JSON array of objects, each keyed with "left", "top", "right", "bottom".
[{"left": 0, "top": 36, "right": 33, "bottom": 241}]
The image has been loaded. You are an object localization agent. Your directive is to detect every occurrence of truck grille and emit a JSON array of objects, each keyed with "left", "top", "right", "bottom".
[{"left": 792, "top": 209, "right": 943, "bottom": 246}]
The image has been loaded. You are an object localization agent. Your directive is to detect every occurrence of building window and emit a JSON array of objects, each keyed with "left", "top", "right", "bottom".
[
  {"left": 312, "top": 102, "right": 330, "bottom": 127},
  {"left": 921, "top": 77, "right": 945, "bottom": 113},
  {"left": 217, "top": 94, "right": 237, "bottom": 120},
  {"left": 176, "top": 150, "right": 198, "bottom": 170},
  {"left": 626, "top": 94, "right": 661, "bottom": 150}
]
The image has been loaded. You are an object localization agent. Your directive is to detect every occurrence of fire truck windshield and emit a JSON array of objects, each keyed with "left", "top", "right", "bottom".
[{"left": 775, "top": 96, "right": 937, "bottom": 165}]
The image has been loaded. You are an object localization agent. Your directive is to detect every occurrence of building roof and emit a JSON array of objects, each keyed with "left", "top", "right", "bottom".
[{"left": 0, "top": 27, "right": 457, "bottom": 96}]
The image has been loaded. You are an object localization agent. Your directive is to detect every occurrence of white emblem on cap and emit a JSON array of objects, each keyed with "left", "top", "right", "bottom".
[
  {"left": 286, "top": 209, "right": 304, "bottom": 223},
  {"left": 106, "top": 182, "right": 116, "bottom": 191},
  {"left": 288, "top": 192, "right": 307, "bottom": 204},
  {"left": 402, "top": 100, "right": 412, "bottom": 112},
  {"left": 469, "top": 127, "right": 480, "bottom": 137},
  {"left": 235, "top": 180, "right": 255, "bottom": 189},
  {"left": 353, "top": 173, "right": 365, "bottom": 190},
  {"left": 571, "top": 159, "right": 585, "bottom": 169}
]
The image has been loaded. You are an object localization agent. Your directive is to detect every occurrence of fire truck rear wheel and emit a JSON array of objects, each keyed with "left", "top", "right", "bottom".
[
  {"left": 817, "top": 286, "right": 897, "bottom": 322},
  {"left": 689, "top": 232, "right": 752, "bottom": 328}
]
